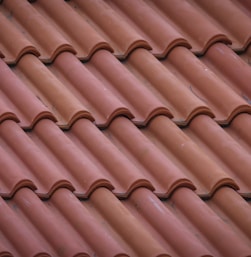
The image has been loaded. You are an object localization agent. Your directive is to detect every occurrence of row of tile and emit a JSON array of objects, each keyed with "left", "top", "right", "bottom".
[
  {"left": 1, "top": 186, "right": 251, "bottom": 257},
  {"left": 1, "top": 43, "right": 251, "bottom": 129},
  {"left": 1, "top": 0, "right": 251, "bottom": 63},
  {"left": 1, "top": 113, "right": 251, "bottom": 199}
]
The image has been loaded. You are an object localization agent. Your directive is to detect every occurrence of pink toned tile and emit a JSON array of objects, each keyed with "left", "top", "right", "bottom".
[
  {"left": 193, "top": 0, "right": 251, "bottom": 51},
  {"left": 145, "top": 0, "right": 231, "bottom": 54},
  {"left": 184, "top": 114, "right": 251, "bottom": 197},
  {"left": 0, "top": 58, "right": 55, "bottom": 129},
  {"left": 14, "top": 54, "right": 94, "bottom": 128},
  {"left": 0, "top": 120, "right": 74, "bottom": 198},
  {"left": 202, "top": 43, "right": 251, "bottom": 106},
  {"left": 31, "top": 0, "right": 113, "bottom": 60},
  {"left": 103, "top": 116, "right": 195, "bottom": 197},
  {"left": 0, "top": 0, "right": 75, "bottom": 63},
  {"left": 66, "top": 0, "right": 151, "bottom": 58},
  {"left": 166, "top": 187, "right": 251, "bottom": 257},
  {"left": 140, "top": 115, "right": 238, "bottom": 197}
]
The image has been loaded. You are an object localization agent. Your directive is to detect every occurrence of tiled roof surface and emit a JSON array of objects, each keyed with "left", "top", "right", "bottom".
[{"left": 1, "top": 0, "right": 251, "bottom": 256}]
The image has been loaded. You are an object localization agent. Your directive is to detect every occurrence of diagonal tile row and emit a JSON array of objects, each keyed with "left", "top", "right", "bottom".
[
  {"left": 1, "top": 0, "right": 251, "bottom": 63},
  {"left": 1, "top": 43, "right": 251, "bottom": 129},
  {"left": 1, "top": 186, "right": 251, "bottom": 257},
  {"left": 1, "top": 113, "right": 251, "bottom": 199}
]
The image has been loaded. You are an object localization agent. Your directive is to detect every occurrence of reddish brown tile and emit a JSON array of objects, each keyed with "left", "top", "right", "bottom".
[
  {"left": 2, "top": 187, "right": 251, "bottom": 257},
  {"left": 193, "top": 0, "right": 251, "bottom": 51},
  {"left": 0, "top": 58, "right": 55, "bottom": 128},
  {"left": 0, "top": 0, "right": 75, "bottom": 63},
  {"left": 184, "top": 114, "right": 251, "bottom": 197},
  {"left": 14, "top": 53, "right": 95, "bottom": 128},
  {"left": 66, "top": 0, "right": 152, "bottom": 58}
]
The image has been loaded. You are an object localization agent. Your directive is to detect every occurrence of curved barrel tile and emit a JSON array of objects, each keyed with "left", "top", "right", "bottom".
[
  {"left": 167, "top": 187, "right": 251, "bottom": 257},
  {"left": 103, "top": 116, "right": 195, "bottom": 197},
  {"left": 145, "top": 0, "right": 231, "bottom": 54},
  {"left": 105, "top": 0, "right": 191, "bottom": 58},
  {"left": 51, "top": 51, "right": 134, "bottom": 127},
  {"left": 15, "top": 54, "right": 94, "bottom": 128},
  {"left": 142, "top": 115, "right": 238, "bottom": 197},
  {"left": 125, "top": 48, "right": 214, "bottom": 125},
  {"left": 0, "top": 120, "right": 74, "bottom": 198},
  {"left": 85, "top": 50, "right": 172, "bottom": 126},
  {"left": 1, "top": 0, "right": 75, "bottom": 63},
  {"left": 193, "top": 0, "right": 251, "bottom": 51},
  {"left": 66, "top": 0, "right": 151, "bottom": 59},
  {"left": 31, "top": 0, "right": 113, "bottom": 60},
  {"left": 166, "top": 46, "right": 251, "bottom": 125},
  {"left": 0, "top": 12, "right": 40, "bottom": 64},
  {"left": 186, "top": 114, "right": 251, "bottom": 197},
  {"left": 68, "top": 119, "right": 154, "bottom": 197},
  {"left": 0, "top": 58, "right": 55, "bottom": 128},
  {"left": 203, "top": 43, "right": 251, "bottom": 107}
]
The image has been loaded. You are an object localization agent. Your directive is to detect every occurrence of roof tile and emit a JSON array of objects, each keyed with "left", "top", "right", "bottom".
[
  {"left": 0, "top": 58, "right": 55, "bottom": 128},
  {"left": 1, "top": 0, "right": 251, "bottom": 256},
  {"left": 0, "top": 0, "right": 76, "bottom": 63},
  {"left": 184, "top": 114, "right": 251, "bottom": 197},
  {"left": 2, "top": 187, "right": 251, "bottom": 257}
]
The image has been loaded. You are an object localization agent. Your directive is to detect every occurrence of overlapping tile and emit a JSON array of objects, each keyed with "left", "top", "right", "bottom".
[
  {"left": 124, "top": 46, "right": 251, "bottom": 125},
  {"left": 0, "top": 57, "right": 55, "bottom": 128},
  {"left": 183, "top": 114, "right": 251, "bottom": 198},
  {"left": 1, "top": 0, "right": 251, "bottom": 256},
  {"left": 10, "top": 50, "right": 171, "bottom": 128},
  {"left": 13, "top": 53, "right": 95, "bottom": 128},
  {"left": 9, "top": 45, "right": 251, "bottom": 128},
  {"left": 0, "top": 116, "right": 202, "bottom": 198},
  {"left": 1, "top": 187, "right": 251, "bottom": 257},
  {"left": 103, "top": 115, "right": 240, "bottom": 197},
  {"left": 1, "top": 0, "right": 251, "bottom": 64}
]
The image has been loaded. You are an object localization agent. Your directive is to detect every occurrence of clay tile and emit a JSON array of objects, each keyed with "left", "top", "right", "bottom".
[
  {"left": 0, "top": 120, "right": 75, "bottom": 198},
  {"left": 105, "top": 116, "right": 195, "bottom": 197},
  {"left": 145, "top": 0, "right": 231, "bottom": 54},
  {"left": 126, "top": 48, "right": 213, "bottom": 125},
  {"left": 194, "top": 0, "right": 251, "bottom": 51},
  {"left": 188, "top": 114, "right": 251, "bottom": 196},
  {"left": 2, "top": 0, "right": 75, "bottom": 63},
  {"left": 51, "top": 51, "right": 134, "bottom": 128},
  {"left": 0, "top": 58, "right": 56, "bottom": 128},
  {"left": 171, "top": 187, "right": 251, "bottom": 257},
  {"left": 31, "top": 0, "right": 113, "bottom": 61},
  {"left": 90, "top": 187, "right": 170, "bottom": 257},
  {"left": 105, "top": 0, "right": 191, "bottom": 58},
  {"left": 67, "top": 0, "right": 151, "bottom": 59},
  {"left": 69, "top": 118, "right": 154, "bottom": 197},
  {"left": 0, "top": 11, "right": 40, "bottom": 64},
  {"left": 167, "top": 46, "right": 251, "bottom": 124},
  {"left": 16, "top": 54, "right": 94, "bottom": 128}
]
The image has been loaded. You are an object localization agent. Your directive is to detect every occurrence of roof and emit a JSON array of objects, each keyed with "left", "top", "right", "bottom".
[{"left": 1, "top": 0, "right": 251, "bottom": 256}]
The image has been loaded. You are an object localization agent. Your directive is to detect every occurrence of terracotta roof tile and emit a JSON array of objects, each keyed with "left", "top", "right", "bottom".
[
  {"left": 184, "top": 114, "right": 251, "bottom": 198},
  {"left": 0, "top": 58, "right": 55, "bottom": 128},
  {"left": 2, "top": 187, "right": 251, "bottom": 257},
  {"left": 1, "top": 0, "right": 251, "bottom": 256}
]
